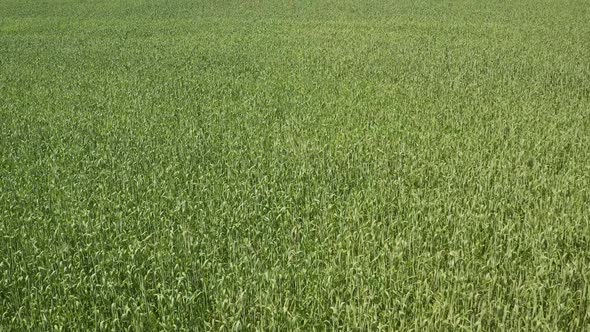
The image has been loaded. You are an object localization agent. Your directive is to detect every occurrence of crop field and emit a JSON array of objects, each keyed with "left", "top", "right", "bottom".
[{"left": 1, "top": 0, "right": 590, "bottom": 330}]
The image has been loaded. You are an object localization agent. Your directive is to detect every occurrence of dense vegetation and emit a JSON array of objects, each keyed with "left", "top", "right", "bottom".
[{"left": 1, "top": 0, "right": 589, "bottom": 330}]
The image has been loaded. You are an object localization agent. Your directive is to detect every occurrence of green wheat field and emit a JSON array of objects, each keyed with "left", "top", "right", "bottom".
[{"left": 1, "top": 0, "right": 590, "bottom": 330}]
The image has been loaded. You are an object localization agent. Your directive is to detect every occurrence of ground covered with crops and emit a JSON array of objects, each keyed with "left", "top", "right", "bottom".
[{"left": 1, "top": 0, "right": 590, "bottom": 330}]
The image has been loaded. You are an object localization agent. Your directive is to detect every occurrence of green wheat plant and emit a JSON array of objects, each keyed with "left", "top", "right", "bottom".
[{"left": 1, "top": 0, "right": 589, "bottom": 330}]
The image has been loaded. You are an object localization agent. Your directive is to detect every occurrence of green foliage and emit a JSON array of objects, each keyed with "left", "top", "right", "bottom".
[{"left": 1, "top": 0, "right": 589, "bottom": 330}]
